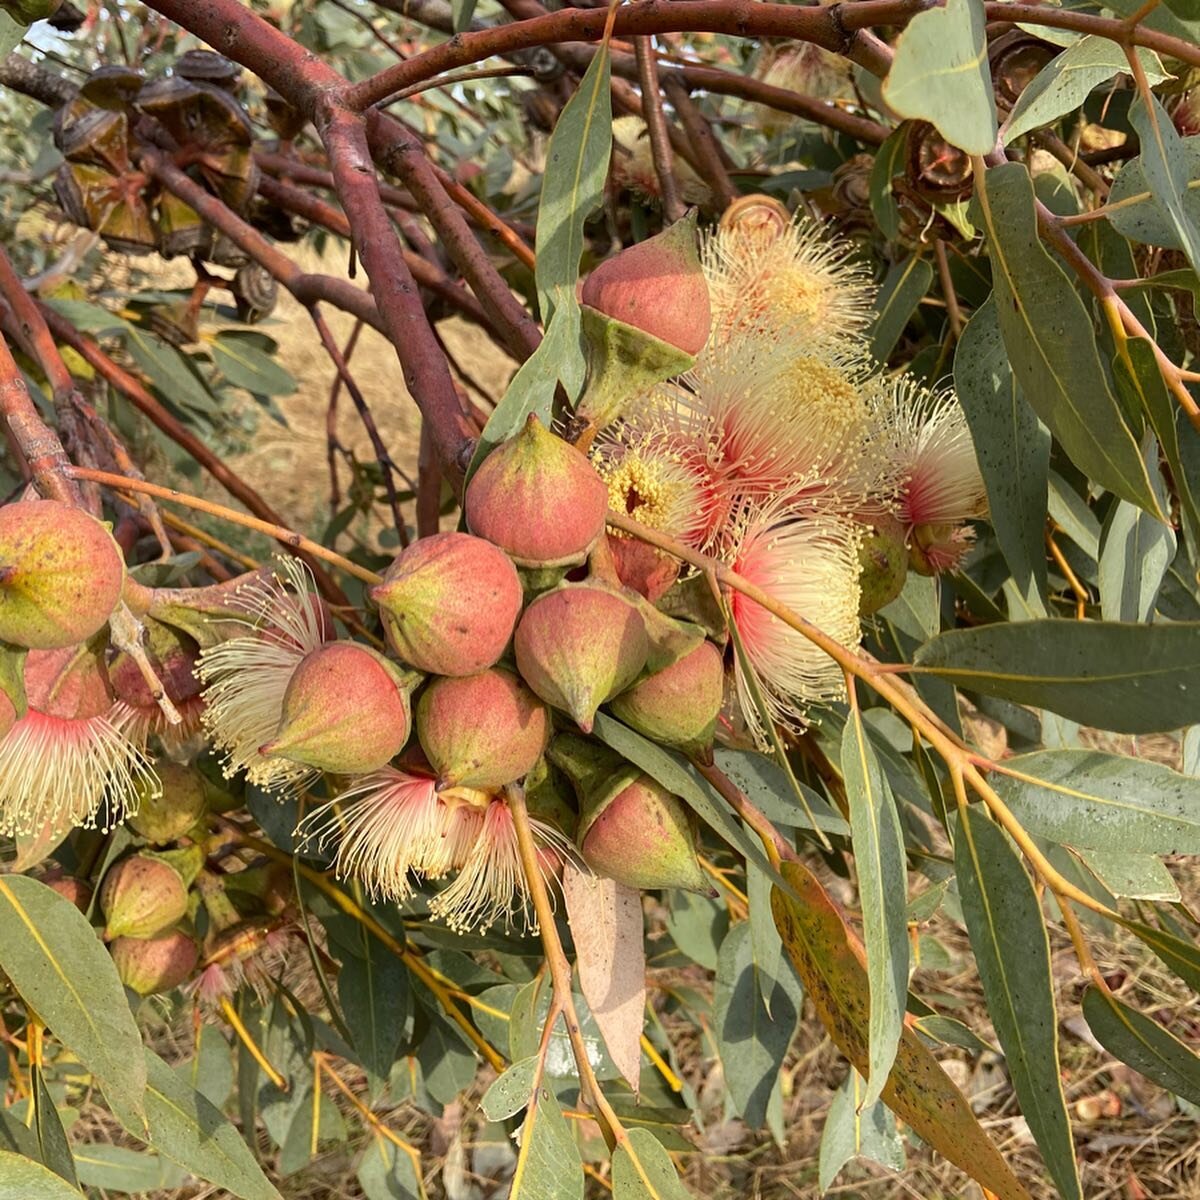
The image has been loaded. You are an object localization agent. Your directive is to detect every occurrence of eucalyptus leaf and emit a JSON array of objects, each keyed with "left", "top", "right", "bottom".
[
  {"left": 1129, "top": 94, "right": 1200, "bottom": 273},
  {"left": 1106, "top": 135, "right": 1200, "bottom": 250},
  {"left": 882, "top": 0, "right": 997, "bottom": 154},
  {"left": 818, "top": 1071, "right": 906, "bottom": 1191},
  {"left": 955, "top": 807, "right": 1081, "bottom": 1200},
  {"left": 612, "top": 1127, "right": 694, "bottom": 1200},
  {"left": 914, "top": 620, "right": 1200, "bottom": 733},
  {"left": 870, "top": 254, "right": 934, "bottom": 362},
  {"left": 1077, "top": 848, "right": 1179, "bottom": 901},
  {"left": 0, "top": 1150, "right": 85, "bottom": 1200},
  {"left": 974, "top": 163, "right": 1162, "bottom": 517}
]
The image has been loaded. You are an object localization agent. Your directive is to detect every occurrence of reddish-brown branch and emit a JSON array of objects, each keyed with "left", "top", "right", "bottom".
[
  {"left": 664, "top": 76, "right": 737, "bottom": 211},
  {"left": 309, "top": 306, "right": 410, "bottom": 546},
  {"left": 255, "top": 173, "right": 493, "bottom": 331},
  {"left": 344, "top": 0, "right": 905, "bottom": 109},
  {"left": 366, "top": 110, "right": 542, "bottom": 358},
  {"left": 318, "top": 104, "right": 478, "bottom": 481},
  {"left": 0, "top": 334, "right": 78, "bottom": 504},
  {"left": 635, "top": 38, "right": 682, "bottom": 220},
  {"left": 416, "top": 420, "right": 443, "bottom": 540}
]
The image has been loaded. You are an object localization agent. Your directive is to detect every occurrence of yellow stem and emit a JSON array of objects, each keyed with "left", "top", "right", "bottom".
[
  {"left": 219, "top": 996, "right": 288, "bottom": 1091},
  {"left": 640, "top": 1033, "right": 684, "bottom": 1093},
  {"left": 316, "top": 1053, "right": 424, "bottom": 1165}
]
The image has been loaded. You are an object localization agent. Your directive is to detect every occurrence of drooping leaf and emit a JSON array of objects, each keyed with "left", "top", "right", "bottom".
[
  {"left": 882, "top": 0, "right": 997, "bottom": 154},
  {"left": 869, "top": 125, "right": 909, "bottom": 241},
  {"left": 913, "top": 619, "right": 1200, "bottom": 733},
  {"left": 32, "top": 1067, "right": 75, "bottom": 1187},
  {"left": 562, "top": 866, "right": 645, "bottom": 1091},
  {"left": 712, "top": 922, "right": 802, "bottom": 1131},
  {"left": 1004, "top": 39, "right": 1170, "bottom": 144},
  {"left": 954, "top": 295, "right": 1049, "bottom": 605},
  {"left": 0, "top": 1149, "right": 86, "bottom": 1200},
  {"left": 73, "top": 1144, "right": 185, "bottom": 1194},
  {"left": 840, "top": 709, "right": 908, "bottom": 1109},
  {"left": 993, "top": 749, "right": 1200, "bottom": 854},
  {"left": 818, "top": 1071, "right": 906, "bottom": 1191},
  {"left": 1098, "top": 456, "right": 1176, "bottom": 621},
  {"left": 209, "top": 332, "right": 297, "bottom": 397},
  {"left": 770, "top": 859, "right": 1032, "bottom": 1200},
  {"left": 1077, "top": 848, "right": 1179, "bottom": 901},
  {"left": 114, "top": 1049, "right": 282, "bottom": 1200},
  {"left": 337, "top": 931, "right": 410, "bottom": 1097},
  {"left": 508, "top": 1076, "right": 583, "bottom": 1200},
  {"left": 356, "top": 1134, "right": 425, "bottom": 1200},
  {"left": 1082, "top": 986, "right": 1200, "bottom": 1104},
  {"left": 611, "top": 1127, "right": 694, "bottom": 1200},
  {"left": 869, "top": 254, "right": 934, "bottom": 362},
  {"left": 955, "top": 806, "right": 1081, "bottom": 1200},
  {"left": 122, "top": 327, "right": 218, "bottom": 417},
  {"left": 0, "top": 877, "right": 146, "bottom": 1127},
  {"left": 973, "top": 162, "right": 1162, "bottom": 517},
  {"left": 1129, "top": 94, "right": 1200, "bottom": 274},
  {"left": 1106, "top": 135, "right": 1200, "bottom": 250}
]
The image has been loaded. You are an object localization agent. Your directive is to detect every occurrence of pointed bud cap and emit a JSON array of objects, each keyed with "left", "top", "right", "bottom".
[
  {"left": 579, "top": 774, "right": 708, "bottom": 892},
  {"left": 416, "top": 668, "right": 549, "bottom": 790},
  {"left": 100, "top": 853, "right": 189, "bottom": 940},
  {"left": 260, "top": 642, "right": 411, "bottom": 775},
  {"left": 514, "top": 583, "right": 648, "bottom": 733},
  {"left": 110, "top": 930, "right": 198, "bottom": 995},
  {"left": 581, "top": 214, "right": 710, "bottom": 355},
  {"left": 857, "top": 514, "right": 909, "bottom": 615},
  {"left": 609, "top": 640, "right": 724, "bottom": 755},
  {"left": 0, "top": 499, "right": 125, "bottom": 649},
  {"left": 465, "top": 416, "right": 608, "bottom": 569},
  {"left": 127, "top": 761, "right": 208, "bottom": 845},
  {"left": 371, "top": 532, "right": 523, "bottom": 676}
]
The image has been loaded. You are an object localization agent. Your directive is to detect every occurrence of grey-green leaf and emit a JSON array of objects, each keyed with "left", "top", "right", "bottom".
[
  {"left": 955, "top": 807, "right": 1081, "bottom": 1200},
  {"left": 954, "top": 294, "right": 1049, "bottom": 605},
  {"left": 817, "top": 1071, "right": 906, "bottom": 1192},
  {"left": 882, "top": 0, "right": 997, "bottom": 154},
  {"left": 357, "top": 1135, "right": 424, "bottom": 1200},
  {"left": 338, "top": 934, "right": 410, "bottom": 1096},
  {"left": 612, "top": 1127, "right": 694, "bottom": 1200},
  {"left": 480, "top": 1056, "right": 540, "bottom": 1123},
  {"left": 1129, "top": 94, "right": 1200, "bottom": 274},
  {"left": 709, "top": 748, "right": 847, "bottom": 834},
  {"left": 870, "top": 254, "right": 934, "bottom": 362},
  {"left": 913, "top": 620, "right": 1200, "bottom": 733},
  {"left": 713, "top": 922, "right": 803, "bottom": 1130},
  {"left": 124, "top": 1049, "right": 282, "bottom": 1200},
  {"left": 1099, "top": 488, "right": 1176, "bottom": 623},
  {"left": 0, "top": 1150, "right": 85, "bottom": 1200},
  {"left": 994, "top": 749, "right": 1200, "bottom": 854},
  {"left": 74, "top": 1145, "right": 185, "bottom": 1194},
  {"left": 1106, "top": 135, "right": 1200, "bottom": 250},
  {"left": 1077, "top": 848, "right": 1179, "bottom": 901},
  {"left": 973, "top": 162, "right": 1162, "bottom": 517},
  {"left": 840, "top": 710, "right": 908, "bottom": 1109},
  {"left": 509, "top": 1081, "right": 583, "bottom": 1200},
  {"left": 1082, "top": 986, "right": 1200, "bottom": 1105},
  {"left": 1004, "top": 39, "right": 1169, "bottom": 145},
  {"left": 0, "top": 876, "right": 146, "bottom": 1126}
]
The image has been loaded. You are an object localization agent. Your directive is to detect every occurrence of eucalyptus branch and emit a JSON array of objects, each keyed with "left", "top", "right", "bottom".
[{"left": 634, "top": 37, "right": 685, "bottom": 224}]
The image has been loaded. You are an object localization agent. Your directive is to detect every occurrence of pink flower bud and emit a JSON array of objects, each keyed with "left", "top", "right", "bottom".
[
  {"left": 609, "top": 639, "right": 724, "bottom": 755},
  {"left": 0, "top": 499, "right": 125, "bottom": 649},
  {"left": 100, "top": 853, "right": 189, "bottom": 940},
  {"left": 127, "top": 760, "right": 208, "bottom": 845},
  {"left": 514, "top": 583, "right": 648, "bottom": 733},
  {"left": 416, "top": 668, "right": 549, "bottom": 790},
  {"left": 110, "top": 929, "right": 198, "bottom": 995},
  {"left": 371, "top": 532, "right": 523, "bottom": 676},
  {"left": 465, "top": 415, "right": 608, "bottom": 569},
  {"left": 260, "top": 642, "right": 411, "bottom": 775},
  {"left": 581, "top": 215, "right": 711, "bottom": 356}
]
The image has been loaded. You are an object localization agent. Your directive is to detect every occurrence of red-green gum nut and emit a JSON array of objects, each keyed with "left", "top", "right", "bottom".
[
  {"left": 370, "top": 531, "right": 523, "bottom": 676},
  {"left": 127, "top": 760, "right": 208, "bottom": 845},
  {"left": 416, "top": 668, "right": 550, "bottom": 790},
  {"left": 110, "top": 929, "right": 198, "bottom": 996},
  {"left": 580, "top": 213, "right": 711, "bottom": 356},
  {"left": 464, "top": 415, "right": 609, "bottom": 568},
  {"left": 100, "top": 852, "right": 189, "bottom": 940},
  {"left": 0, "top": 686, "right": 14, "bottom": 740},
  {"left": 607, "top": 535, "right": 680, "bottom": 604},
  {"left": 43, "top": 870, "right": 92, "bottom": 911},
  {"left": 857, "top": 514, "right": 909, "bottom": 615},
  {"left": 609, "top": 639, "right": 724, "bottom": 756},
  {"left": 259, "top": 641, "right": 411, "bottom": 774},
  {"left": 579, "top": 774, "right": 708, "bottom": 892},
  {"left": 0, "top": 499, "right": 125, "bottom": 650},
  {"left": 514, "top": 583, "right": 648, "bottom": 734}
]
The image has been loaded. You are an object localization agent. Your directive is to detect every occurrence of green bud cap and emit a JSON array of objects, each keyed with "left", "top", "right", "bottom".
[
  {"left": 110, "top": 930, "right": 198, "bottom": 996},
  {"left": 465, "top": 415, "right": 608, "bottom": 569},
  {"left": 100, "top": 853, "right": 188, "bottom": 941},
  {"left": 416, "top": 668, "right": 550, "bottom": 790},
  {"left": 260, "top": 642, "right": 411, "bottom": 774},
  {"left": 609, "top": 640, "right": 724, "bottom": 755},
  {"left": 371, "top": 531, "right": 523, "bottom": 677},
  {"left": 579, "top": 773, "right": 708, "bottom": 893},
  {"left": 128, "top": 760, "right": 208, "bottom": 845},
  {"left": 514, "top": 583, "right": 648, "bottom": 733},
  {"left": 0, "top": 499, "right": 125, "bottom": 650},
  {"left": 857, "top": 514, "right": 909, "bottom": 615}
]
